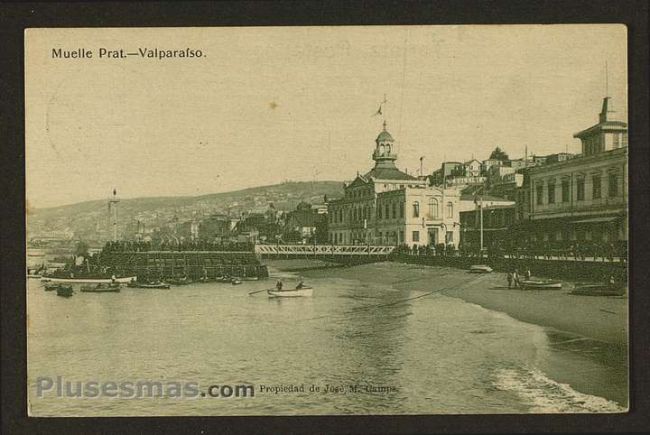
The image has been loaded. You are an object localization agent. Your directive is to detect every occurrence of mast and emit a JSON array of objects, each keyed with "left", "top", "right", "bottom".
[{"left": 108, "top": 188, "right": 120, "bottom": 242}]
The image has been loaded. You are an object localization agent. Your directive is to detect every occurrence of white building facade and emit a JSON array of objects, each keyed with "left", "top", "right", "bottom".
[{"left": 328, "top": 123, "right": 460, "bottom": 247}]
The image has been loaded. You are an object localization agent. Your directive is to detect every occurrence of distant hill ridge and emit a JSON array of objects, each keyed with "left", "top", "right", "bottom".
[{"left": 28, "top": 181, "right": 344, "bottom": 237}]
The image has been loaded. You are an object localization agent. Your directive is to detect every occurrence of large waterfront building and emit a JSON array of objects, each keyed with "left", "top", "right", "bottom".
[
  {"left": 516, "top": 96, "right": 628, "bottom": 245},
  {"left": 327, "top": 122, "right": 461, "bottom": 247}
]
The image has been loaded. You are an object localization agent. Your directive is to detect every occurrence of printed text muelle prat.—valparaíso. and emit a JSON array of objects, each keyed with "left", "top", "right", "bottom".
[{"left": 51, "top": 47, "right": 205, "bottom": 60}]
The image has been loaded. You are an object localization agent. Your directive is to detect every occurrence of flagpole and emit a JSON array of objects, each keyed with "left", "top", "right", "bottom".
[{"left": 479, "top": 195, "right": 483, "bottom": 254}]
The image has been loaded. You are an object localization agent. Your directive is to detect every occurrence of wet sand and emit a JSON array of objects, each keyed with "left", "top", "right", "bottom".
[{"left": 266, "top": 260, "right": 628, "bottom": 346}]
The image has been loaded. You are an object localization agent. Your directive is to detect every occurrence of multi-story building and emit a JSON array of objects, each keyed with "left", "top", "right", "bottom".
[
  {"left": 459, "top": 204, "right": 516, "bottom": 250},
  {"left": 481, "top": 158, "right": 503, "bottom": 174},
  {"left": 464, "top": 159, "right": 482, "bottom": 177},
  {"left": 327, "top": 122, "right": 460, "bottom": 246},
  {"left": 516, "top": 96, "right": 628, "bottom": 246}
]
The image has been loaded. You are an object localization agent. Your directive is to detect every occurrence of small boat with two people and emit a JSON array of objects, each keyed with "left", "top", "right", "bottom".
[
  {"left": 267, "top": 279, "right": 313, "bottom": 298},
  {"left": 56, "top": 285, "right": 74, "bottom": 298},
  {"left": 469, "top": 265, "right": 493, "bottom": 273}
]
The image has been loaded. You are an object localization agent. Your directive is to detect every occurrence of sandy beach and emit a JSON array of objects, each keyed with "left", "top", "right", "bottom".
[{"left": 267, "top": 259, "right": 628, "bottom": 346}]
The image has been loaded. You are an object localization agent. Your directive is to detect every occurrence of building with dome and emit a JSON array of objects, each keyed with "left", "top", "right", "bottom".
[{"left": 327, "top": 122, "right": 461, "bottom": 247}]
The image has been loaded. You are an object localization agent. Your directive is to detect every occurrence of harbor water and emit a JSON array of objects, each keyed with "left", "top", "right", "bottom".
[{"left": 27, "top": 262, "right": 627, "bottom": 416}]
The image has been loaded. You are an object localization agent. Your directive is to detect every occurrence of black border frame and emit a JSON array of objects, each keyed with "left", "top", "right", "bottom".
[{"left": 1, "top": 1, "right": 649, "bottom": 433}]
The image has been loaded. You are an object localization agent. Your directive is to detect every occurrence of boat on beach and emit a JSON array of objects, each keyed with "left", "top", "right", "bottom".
[
  {"left": 267, "top": 286, "right": 313, "bottom": 298},
  {"left": 570, "top": 284, "right": 626, "bottom": 297},
  {"left": 469, "top": 265, "right": 493, "bottom": 273},
  {"left": 519, "top": 279, "right": 562, "bottom": 290},
  {"left": 56, "top": 285, "right": 74, "bottom": 297}
]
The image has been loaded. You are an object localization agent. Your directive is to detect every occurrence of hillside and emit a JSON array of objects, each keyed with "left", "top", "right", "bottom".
[{"left": 28, "top": 181, "right": 344, "bottom": 241}]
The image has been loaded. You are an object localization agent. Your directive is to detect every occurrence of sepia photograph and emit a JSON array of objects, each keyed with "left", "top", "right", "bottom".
[{"left": 25, "top": 25, "right": 629, "bottom": 416}]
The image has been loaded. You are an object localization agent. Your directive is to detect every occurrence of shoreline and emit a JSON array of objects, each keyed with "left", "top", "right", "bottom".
[{"left": 265, "top": 259, "right": 628, "bottom": 346}]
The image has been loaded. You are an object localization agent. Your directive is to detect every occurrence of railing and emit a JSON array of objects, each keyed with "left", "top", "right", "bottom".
[{"left": 255, "top": 244, "right": 396, "bottom": 256}]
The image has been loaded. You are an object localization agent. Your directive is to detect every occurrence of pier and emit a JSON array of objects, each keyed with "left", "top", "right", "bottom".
[
  {"left": 97, "top": 250, "right": 268, "bottom": 280},
  {"left": 254, "top": 244, "right": 395, "bottom": 262}
]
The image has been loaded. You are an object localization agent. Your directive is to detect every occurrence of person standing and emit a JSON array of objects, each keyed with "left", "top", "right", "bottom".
[
  {"left": 506, "top": 271, "right": 513, "bottom": 289},
  {"left": 513, "top": 269, "right": 520, "bottom": 289}
]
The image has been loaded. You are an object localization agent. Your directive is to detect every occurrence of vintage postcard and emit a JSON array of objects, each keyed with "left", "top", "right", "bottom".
[{"left": 25, "top": 25, "right": 628, "bottom": 416}]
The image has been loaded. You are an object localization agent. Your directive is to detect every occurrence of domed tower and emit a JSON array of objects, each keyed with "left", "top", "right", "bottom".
[{"left": 372, "top": 121, "right": 398, "bottom": 169}]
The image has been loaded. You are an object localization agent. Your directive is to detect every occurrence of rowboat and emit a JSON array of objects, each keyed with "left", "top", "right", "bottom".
[
  {"left": 44, "top": 283, "right": 59, "bottom": 291},
  {"left": 41, "top": 276, "right": 136, "bottom": 284},
  {"left": 80, "top": 283, "right": 121, "bottom": 293},
  {"left": 136, "top": 282, "right": 171, "bottom": 289},
  {"left": 267, "top": 287, "right": 313, "bottom": 298},
  {"left": 570, "top": 284, "right": 625, "bottom": 297},
  {"left": 231, "top": 278, "right": 242, "bottom": 285},
  {"left": 56, "top": 285, "right": 74, "bottom": 297},
  {"left": 520, "top": 279, "right": 562, "bottom": 290},
  {"left": 469, "top": 265, "right": 493, "bottom": 273}
]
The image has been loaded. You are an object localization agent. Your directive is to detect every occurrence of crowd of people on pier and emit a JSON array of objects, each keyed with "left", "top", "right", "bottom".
[
  {"left": 101, "top": 240, "right": 255, "bottom": 253},
  {"left": 395, "top": 239, "right": 627, "bottom": 263}
]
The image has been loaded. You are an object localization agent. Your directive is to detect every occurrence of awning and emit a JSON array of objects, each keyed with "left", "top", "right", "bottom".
[{"left": 572, "top": 217, "right": 620, "bottom": 224}]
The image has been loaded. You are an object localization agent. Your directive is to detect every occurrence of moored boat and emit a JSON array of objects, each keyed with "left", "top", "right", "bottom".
[
  {"left": 469, "top": 265, "right": 493, "bottom": 273},
  {"left": 41, "top": 276, "right": 136, "bottom": 284},
  {"left": 56, "top": 285, "right": 74, "bottom": 297},
  {"left": 80, "top": 283, "right": 121, "bottom": 293},
  {"left": 136, "top": 282, "right": 171, "bottom": 289},
  {"left": 520, "top": 279, "right": 562, "bottom": 290},
  {"left": 267, "top": 287, "right": 313, "bottom": 298},
  {"left": 167, "top": 277, "right": 192, "bottom": 286},
  {"left": 44, "top": 283, "right": 59, "bottom": 291}
]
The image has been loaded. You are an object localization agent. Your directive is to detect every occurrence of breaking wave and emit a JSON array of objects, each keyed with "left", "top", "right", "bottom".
[{"left": 494, "top": 367, "right": 626, "bottom": 413}]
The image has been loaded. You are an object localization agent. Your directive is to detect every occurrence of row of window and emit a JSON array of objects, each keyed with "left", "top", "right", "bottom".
[
  {"left": 330, "top": 229, "right": 456, "bottom": 245},
  {"left": 583, "top": 132, "right": 627, "bottom": 156},
  {"left": 332, "top": 200, "right": 456, "bottom": 223},
  {"left": 378, "top": 200, "right": 454, "bottom": 219},
  {"left": 535, "top": 172, "right": 620, "bottom": 206}
]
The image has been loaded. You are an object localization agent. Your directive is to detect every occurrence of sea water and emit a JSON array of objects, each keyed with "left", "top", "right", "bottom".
[{"left": 27, "top": 263, "right": 627, "bottom": 416}]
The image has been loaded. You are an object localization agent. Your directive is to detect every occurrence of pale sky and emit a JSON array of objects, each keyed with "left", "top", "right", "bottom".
[{"left": 25, "top": 25, "right": 627, "bottom": 208}]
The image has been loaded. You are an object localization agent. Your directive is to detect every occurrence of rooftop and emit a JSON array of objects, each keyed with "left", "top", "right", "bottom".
[{"left": 364, "top": 166, "right": 418, "bottom": 181}]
